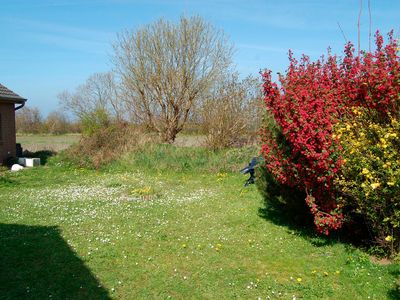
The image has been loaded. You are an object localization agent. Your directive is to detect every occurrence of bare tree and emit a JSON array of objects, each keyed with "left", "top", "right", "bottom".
[
  {"left": 16, "top": 106, "right": 43, "bottom": 134},
  {"left": 44, "top": 110, "right": 71, "bottom": 134},
  {"left": 200, "top": 73, "right": 262, "bottom": 150},
  {"left": 59, "top": 72, "right": 124, "bottom": 124},
  {"left": 112, "top": 16, "right": 233, "bottom": 143},
  {"left": 58, "top": 72, "right": 126, "bottom": 135}
]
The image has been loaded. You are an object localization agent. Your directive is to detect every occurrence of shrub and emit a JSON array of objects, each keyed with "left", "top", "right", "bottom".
[
  {"left": 335, "top": 108, "right": 399, "bottom": 255},
  {"left": 261, "top": 51, "right": 345, "bottom": 235},
  {"left": 260, "top": 31, "right": 399, "bottom": 242},
  {"left": 200, "top": 74, "right": 262, "bottom": 150},
  {"left": 81, "top": 108, "right": 111, "bottom": 136},
  {"left": 64, "top": 123, "right": 154, "bottom": 168}
]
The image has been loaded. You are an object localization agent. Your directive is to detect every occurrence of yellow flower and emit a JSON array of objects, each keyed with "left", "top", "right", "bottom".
[
  {"left": 387, "top": 181, "right": 395, "bottom": 186},
  {"left": 362, "top": 168, "right": 369, "bottom": 175},
  {"left": 182, "top": 243, "right": 187, "bottom": 248},
  {"left": 324, "top": 272, "right": 329, "bottom": 276},
  {"left": 385, "top": 235, "right": 393, "bottom": 242},
  {"left": 370, "top": 182, "right": 380, "bottom": 190},
  {"left": 296, "top": 277, "right": 302, "bottom": 283}
]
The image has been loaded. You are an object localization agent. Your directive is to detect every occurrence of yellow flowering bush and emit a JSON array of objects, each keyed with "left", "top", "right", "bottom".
[{"left": 334, "top": 108, "right": 399, "bottom": 255}]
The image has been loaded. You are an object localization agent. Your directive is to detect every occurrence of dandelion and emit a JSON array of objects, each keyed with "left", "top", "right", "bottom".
[
  {"left": 385, "top": 235, "right": 393, "bottom": 242},
  {"left": 370, "top": 182, "right": 380, "bottom": 190},
  {"left": 296, "top": 277, "right": 302, "bottom": 283}
]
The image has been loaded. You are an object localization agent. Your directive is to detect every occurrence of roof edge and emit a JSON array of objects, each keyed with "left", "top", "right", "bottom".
[{"left": 0, "top": 95, "right": 27, "bottom": 104}]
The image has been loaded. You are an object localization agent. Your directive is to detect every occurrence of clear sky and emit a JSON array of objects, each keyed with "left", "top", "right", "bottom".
[{"left": 1, "top": 0, "right": 399, "bottom": 115}]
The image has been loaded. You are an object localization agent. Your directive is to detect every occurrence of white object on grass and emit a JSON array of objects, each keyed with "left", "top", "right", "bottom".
[
  {"left": 25, "top": 158, "right": 41, "bottom": 167},
  {"left": 11, "top": 164, "right": 24, "bottom": 172}
]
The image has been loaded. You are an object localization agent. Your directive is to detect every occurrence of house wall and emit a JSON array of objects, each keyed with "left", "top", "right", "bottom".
[{"left": 0, "top": 103, "right": 16, "bottom": 164}]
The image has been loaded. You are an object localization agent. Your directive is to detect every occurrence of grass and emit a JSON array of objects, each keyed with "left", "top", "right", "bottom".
[{"left": 0, "top": 144, "right": 399, "bottom": 299}]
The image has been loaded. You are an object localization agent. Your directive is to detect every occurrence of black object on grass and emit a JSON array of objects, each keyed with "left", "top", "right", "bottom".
[{"left": 240, "top": 157, "right": 259, "bottom": 187}]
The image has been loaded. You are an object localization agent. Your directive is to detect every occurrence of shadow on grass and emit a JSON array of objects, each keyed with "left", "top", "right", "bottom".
[
  {"left": 0, "top": 223, "right": 110, "bottom": 299},
  {"left": 255, "top": 166, "right": 343, "bottom": 248},
  {"left": 23, "top": 150, "right": 56, "bottom": 165},
  {"left": 257, "top": 205, "right": 341, "bottom": 248},
  {"left": 387, "top": 267, "right": 400, "bottom": 300},
  {"left": 255, "top": 167, "right": 398, "bottom": 259}
]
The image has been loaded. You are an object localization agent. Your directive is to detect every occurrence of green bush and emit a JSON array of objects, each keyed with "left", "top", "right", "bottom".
[{"left": 80, "top": 108, "right": 111, "bottom": 136}]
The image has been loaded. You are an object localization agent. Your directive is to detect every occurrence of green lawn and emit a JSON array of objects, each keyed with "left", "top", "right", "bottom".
[{"left": 0, "top": 146, "right": 399, "bottom": 299}]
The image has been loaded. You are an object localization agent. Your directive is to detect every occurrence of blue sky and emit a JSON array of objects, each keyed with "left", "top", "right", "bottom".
[{"left": 1, "top": 0, "right": 398, "bottom": 115}]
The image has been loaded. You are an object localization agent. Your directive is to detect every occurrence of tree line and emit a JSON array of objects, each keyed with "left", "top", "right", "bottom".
[{"left": 16, "top": 107, "right": 80, "bottom": 135}]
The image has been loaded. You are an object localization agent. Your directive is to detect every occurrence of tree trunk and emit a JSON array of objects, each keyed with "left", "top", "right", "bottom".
[{"left": 161, "top": 126, "right": 178, "bottom": 143}]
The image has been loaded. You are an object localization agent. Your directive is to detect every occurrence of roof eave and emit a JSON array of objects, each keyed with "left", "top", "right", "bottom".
[{"left": 0, "top": 96, "right": 27, "bottom": 104}]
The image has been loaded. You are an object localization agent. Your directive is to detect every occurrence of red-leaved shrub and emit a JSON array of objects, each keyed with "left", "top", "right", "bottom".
[{"left": 261, "top": 31, "right": 399, "bottom": 235}]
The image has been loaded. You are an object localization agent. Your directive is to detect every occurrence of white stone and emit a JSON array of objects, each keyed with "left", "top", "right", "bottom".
[{"left": 11, "top": 164, "right": 24, "bottom": 172}]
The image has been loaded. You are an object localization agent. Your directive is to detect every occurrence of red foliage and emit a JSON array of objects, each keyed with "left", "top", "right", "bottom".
[{"left": 261, "top": 31, "right": 399, "bottom": 234}]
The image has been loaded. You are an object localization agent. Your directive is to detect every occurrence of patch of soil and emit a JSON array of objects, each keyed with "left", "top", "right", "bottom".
[{"left": 370, "top": 256, "right": 393, "bottom": 265}]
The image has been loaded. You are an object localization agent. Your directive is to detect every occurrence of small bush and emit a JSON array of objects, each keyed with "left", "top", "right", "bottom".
[
  {"left": 201, "top": 74, "right": 262, "bottom": 150},
  {"left": 81, "top": 108, "right": 111, "bottom": 136},
  {"left": 64, "top": 123, "right": 154, "bottom": 168}
]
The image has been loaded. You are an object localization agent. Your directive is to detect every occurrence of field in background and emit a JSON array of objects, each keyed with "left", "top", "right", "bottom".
[
  {"left": 17, "top": 134, "right": 81, "bottom": 152},
  {"left": 16, "top": 134, "right": 208, "bottom": 153}
]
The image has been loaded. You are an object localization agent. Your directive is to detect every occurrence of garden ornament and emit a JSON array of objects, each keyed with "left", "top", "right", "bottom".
[{"left": 240, "top": 157, "right": 259, "bottom": 187}]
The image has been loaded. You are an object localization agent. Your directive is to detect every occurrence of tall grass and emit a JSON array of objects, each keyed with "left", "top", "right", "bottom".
[{"left": 108, "top": 143, "right": 259, "bottom": 174}]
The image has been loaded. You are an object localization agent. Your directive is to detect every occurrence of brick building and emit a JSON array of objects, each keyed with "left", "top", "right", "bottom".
[{"left": 0, "top": 84, "right": 26, "bottom": 164}]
